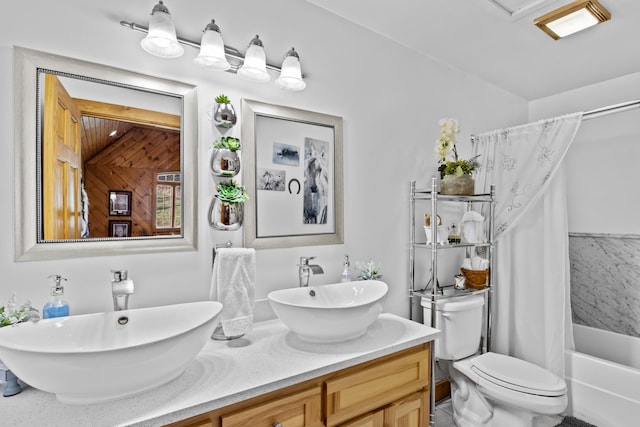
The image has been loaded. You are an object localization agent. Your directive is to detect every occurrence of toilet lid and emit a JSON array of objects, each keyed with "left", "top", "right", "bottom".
[{"left": 470, "top": 352, "right": 567, "bottom": 397}]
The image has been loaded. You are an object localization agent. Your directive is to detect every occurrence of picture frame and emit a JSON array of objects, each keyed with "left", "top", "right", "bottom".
[
  {"left": 109, "top": 220, "right": 132, "bottom": 238},
  {"left": 109, "top": 190, "right": 132, "bottom": 216},
  {"left": 242, "top": 99, "right": 344, "bottom": 250}
]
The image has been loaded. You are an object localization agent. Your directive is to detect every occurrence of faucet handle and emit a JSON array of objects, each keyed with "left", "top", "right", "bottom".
[
  {"left": 299, "top": 256, "right": 316, "bottom": 266},
  {"left": 111, "top": 269, "right": 128, "bottom": 281}
]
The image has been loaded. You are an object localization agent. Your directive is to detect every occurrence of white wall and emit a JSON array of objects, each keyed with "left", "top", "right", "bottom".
[
  {"left": 0, "top": 0, "right": 527, "bottom": 319},
  {"left": 529, "top": 73, "right": 640, "bottom": 235}
]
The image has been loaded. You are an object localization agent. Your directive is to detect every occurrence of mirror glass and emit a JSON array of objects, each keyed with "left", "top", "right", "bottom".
[
  {"left": 15, "top": 48, "right": 197, "bottom": 260},
  {"left": 39, "top": 72, "right": 182, "bottom": 240}
]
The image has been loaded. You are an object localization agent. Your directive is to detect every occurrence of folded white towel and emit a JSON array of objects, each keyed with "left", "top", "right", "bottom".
[
  {"left": 462, "top": 256, "right": 489, "bottom": 271},
  {"left": 209, "top": 248, "right": 256, "bottom": 337}
]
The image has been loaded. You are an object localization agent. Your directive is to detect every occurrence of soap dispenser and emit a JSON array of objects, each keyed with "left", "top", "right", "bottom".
[
  {"left": 341, "top": 254, "right": 352, "bottom": 282},
  {"left": 43, "top": 275, "right": 69, "bottom": 319}
]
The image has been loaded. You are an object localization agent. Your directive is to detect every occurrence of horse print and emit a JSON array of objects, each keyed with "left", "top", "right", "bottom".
[
  {"left": 303, "top": 137, "right": 329, "bottom": 224},
  {"left": 257, "top": 168, "right": 286, "bottom": 191},
  {"left": 272, "top": 142, "right": 300, "bottom": 166}
]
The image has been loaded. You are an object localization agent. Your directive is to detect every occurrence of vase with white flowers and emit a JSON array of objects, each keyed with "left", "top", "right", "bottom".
[{"left": 434, "top": 118, "right": 479, "bottom": 195}]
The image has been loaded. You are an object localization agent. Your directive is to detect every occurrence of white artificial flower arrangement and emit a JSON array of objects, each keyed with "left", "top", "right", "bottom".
[
  {"left": 434, "top": 118, "right": 479, "bottom": 178},
  {"left": 356, "top": 259, "right": 383, "bottom": 281},
  {"left": 0, "top": 293, "right": 39, "bottom": 327}
]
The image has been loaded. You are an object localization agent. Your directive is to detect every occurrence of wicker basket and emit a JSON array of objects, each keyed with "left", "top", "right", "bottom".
[{"left": 461, "top": 268, "right": 489, "bottom": 290}]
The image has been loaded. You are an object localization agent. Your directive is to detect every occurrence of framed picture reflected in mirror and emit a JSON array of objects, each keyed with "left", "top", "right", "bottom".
[
  {"left": 109, "top": 191, "right": 132, "bottom": 216},
  {"left": 109, "top": 220, "right": 132, "bottom": 238}
]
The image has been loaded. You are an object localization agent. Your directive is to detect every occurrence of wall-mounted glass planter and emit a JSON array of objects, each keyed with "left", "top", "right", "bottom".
[
  {"left": 210, "top": 148, "right": 240, "bottom": 177},
  {"left": 212, "top": 102, "right": 237, "bottom": 129},
  {"left": 209, "top": 197, "right": 244, "bottom": 230}
]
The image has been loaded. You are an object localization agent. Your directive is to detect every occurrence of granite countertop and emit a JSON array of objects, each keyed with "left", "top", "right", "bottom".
[{"left": 0, "top": 313, "right": 439, "bottom": 427}]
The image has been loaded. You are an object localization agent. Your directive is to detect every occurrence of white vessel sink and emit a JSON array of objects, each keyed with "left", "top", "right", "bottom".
[
  {"left": 268, "top": 280, "right": 388, "bottom": 343},
  {"left": 0, "top": 301, "right": 222, "bottom": 404}
]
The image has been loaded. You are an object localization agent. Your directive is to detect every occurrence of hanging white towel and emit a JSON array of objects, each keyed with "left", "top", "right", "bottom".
[{"left": 209, "top": 248, "right": 256, "bottom": 337}]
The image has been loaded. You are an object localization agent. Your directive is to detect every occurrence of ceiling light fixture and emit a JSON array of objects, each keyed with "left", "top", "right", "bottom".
[
  {"left": 534, "top": 0, "right": 611, "bottom": 40},
  {"left": 122, "top": 1, "right": 306, "bottom": 91}
]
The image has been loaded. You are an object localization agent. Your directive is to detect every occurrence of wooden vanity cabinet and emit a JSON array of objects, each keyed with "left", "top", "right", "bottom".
[{"left": 167, "top": 343, "right": 430, "bottom": 427}]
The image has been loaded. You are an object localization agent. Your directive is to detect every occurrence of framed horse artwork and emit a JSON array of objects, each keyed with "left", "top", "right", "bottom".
[{"left": 242, "top": 99, "right": 344, "bottom": 250}]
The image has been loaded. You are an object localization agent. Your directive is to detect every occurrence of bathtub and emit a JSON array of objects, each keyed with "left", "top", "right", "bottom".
[{"left": 565, "top": 324, "right": 640, "bottom": 426}]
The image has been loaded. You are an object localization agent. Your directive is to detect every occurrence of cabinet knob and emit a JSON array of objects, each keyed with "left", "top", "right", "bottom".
[{"left": 273, "top": 423, "right": 283, "bottom": 427}]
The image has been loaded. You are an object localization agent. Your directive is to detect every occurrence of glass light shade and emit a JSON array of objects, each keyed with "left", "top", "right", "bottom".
[
  {"left": 140, "top": 2, "right": 184, "bottom": 58},
  {"left": 546, "top": 8, "right": 599, "bottom": 38},
  {"left": 534, "top": 0, "right": 611, "bottom": 40},
  {"left": 275, "top": 48, "right": 306, "bottom": 91},
  {"left": 193, "top": 21, "right": 230, "bottom": 70},
  {"left": 238, "top": 36, "right": 270, "bottom": 82}
]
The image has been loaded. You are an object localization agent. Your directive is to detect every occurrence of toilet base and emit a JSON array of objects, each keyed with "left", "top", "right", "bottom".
[{"left": 450, "top": 366, "right": 563, "bottom": 427}]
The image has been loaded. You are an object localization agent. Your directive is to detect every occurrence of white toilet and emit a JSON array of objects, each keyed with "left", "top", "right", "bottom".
[{"left": 422, "top": 295, "right": 567, "bottom": 427}]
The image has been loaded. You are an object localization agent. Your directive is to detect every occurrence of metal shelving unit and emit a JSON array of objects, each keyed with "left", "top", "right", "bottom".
[{"left": 409, "top": 178, "right": 495, "bottom": 427}]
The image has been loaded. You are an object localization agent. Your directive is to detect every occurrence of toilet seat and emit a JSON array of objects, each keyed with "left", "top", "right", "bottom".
[
  {"left": 453, "top": 352, "right": 568, "bottom": 416},
  {"left": 470, "top": 352, "right": 567, "bottom": 397}
]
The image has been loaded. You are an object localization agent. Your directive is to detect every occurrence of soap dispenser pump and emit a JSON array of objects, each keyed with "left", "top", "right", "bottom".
[
  {"left": 341, "top": 254, "right": 352, "bottom": 282},
  {"left": 43, "top": 275, "right": 69, "bottom": 319}
]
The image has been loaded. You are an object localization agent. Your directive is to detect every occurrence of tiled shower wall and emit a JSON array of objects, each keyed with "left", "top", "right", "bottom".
[{"left": 569, "top": 234, "right": 640, "bottom": 339}]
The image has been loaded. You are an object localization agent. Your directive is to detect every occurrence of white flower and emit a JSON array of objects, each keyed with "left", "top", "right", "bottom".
[
  {"left": 0, "top": 293, "right": 38, "bottom": 327},
  {"left": 435, "top": 118, "right": 460, "bottom": 163},
  {"left": 356, "top": 259, "right": 382, "bottom": 281}
]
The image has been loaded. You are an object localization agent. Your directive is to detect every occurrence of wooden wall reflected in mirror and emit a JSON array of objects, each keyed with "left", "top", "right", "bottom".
[
  {"left": 41, "top": 74, "right": 182, "bottom": 240},
  {"left": 14, "top": 47, "right": 197, "bottom": 261}
]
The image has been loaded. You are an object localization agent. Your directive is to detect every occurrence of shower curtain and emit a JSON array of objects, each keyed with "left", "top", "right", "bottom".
[{"left": 472, "top": 113, "right": 582, "bottom": 377}]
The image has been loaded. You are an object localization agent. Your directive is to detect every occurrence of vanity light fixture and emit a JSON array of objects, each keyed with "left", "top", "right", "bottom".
[
  {"left": 122, "top": 1, "right": 306, "bottom": 91},
  {"left": 275, "top": 48, "right": 306, "bottom": 91},
  {"left": 534, "top": 0, "right": 611, "bottom": 40},
  {"left": 193, "top": 20, "right": 231, "bottom": 71},
  {"left": 237, "top": 35, "right": 271, "bottom": 82},
  {"left": 140, "top": 1, "right": 184, "bottom": 58}
]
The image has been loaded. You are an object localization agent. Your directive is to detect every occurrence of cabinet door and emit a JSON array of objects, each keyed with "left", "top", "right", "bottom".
[
  {"left": 338, "top": 410, "right": 384, "bottom": 427},
  {"left": 383, "top": 391, "right": 428, "bottom": 427},
  {"left": 325, "top": 345, "right": 430, "bottom": 427},
  {"left": 221, "top": 386, "right": 322, "bottom": 427},
  {"left": 172, "top": 419, "right": 214, "bottom": 427}
]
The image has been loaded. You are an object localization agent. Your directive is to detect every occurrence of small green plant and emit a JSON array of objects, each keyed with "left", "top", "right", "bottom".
[
  {"left": 216, "top": 180, "right": 249, "bottom": 204},
  {"left": 0, "top": 293, "right": 39, "bottom": 327},
  {"left": 356, "top": 259, "right": 382, "bottom": 281},
  {"left": 214, "top": 136, "right": 241, "bottom": 151},
  {"left": 215, "top": 94, "right": 231, "bottom": 104}
]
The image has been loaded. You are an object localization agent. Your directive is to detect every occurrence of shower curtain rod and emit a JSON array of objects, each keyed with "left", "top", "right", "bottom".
[
  {"left": 583, "top": 99, "right": 640, "bottom": 120},
  {"left": 471, "top": 99, "right": 640, "bottom": 142}
]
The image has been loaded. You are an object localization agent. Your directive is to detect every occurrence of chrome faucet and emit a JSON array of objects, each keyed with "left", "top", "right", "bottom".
[
  {"left": 111, "top": 270, "right": 134, "bottom": 311},
  {"left": 298, "top": 256, "right": 324, "bottom": 287}
]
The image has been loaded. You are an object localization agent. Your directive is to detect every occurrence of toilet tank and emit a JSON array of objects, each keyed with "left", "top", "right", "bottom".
[{"left": 421, "top": 295, "right": 484, "bottom": 360}]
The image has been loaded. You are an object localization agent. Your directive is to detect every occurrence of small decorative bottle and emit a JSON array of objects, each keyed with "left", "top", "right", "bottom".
[
  {"left": 42, "top": 275, "right": 69, "bottom": 319},
  {"left": 448, "top": 224, "right": 461, "bottom": 244},
  {"left": 341, "top": 254, "right": 352, "bottom": 282}
]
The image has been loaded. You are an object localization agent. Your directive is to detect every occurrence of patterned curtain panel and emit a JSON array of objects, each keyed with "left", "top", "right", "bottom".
[
  {"left": 471, "top": 113, "right": 582, "bottom": 376},
  {"left": 472, "top": 113, "right": 583, "bottom": 238}
]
